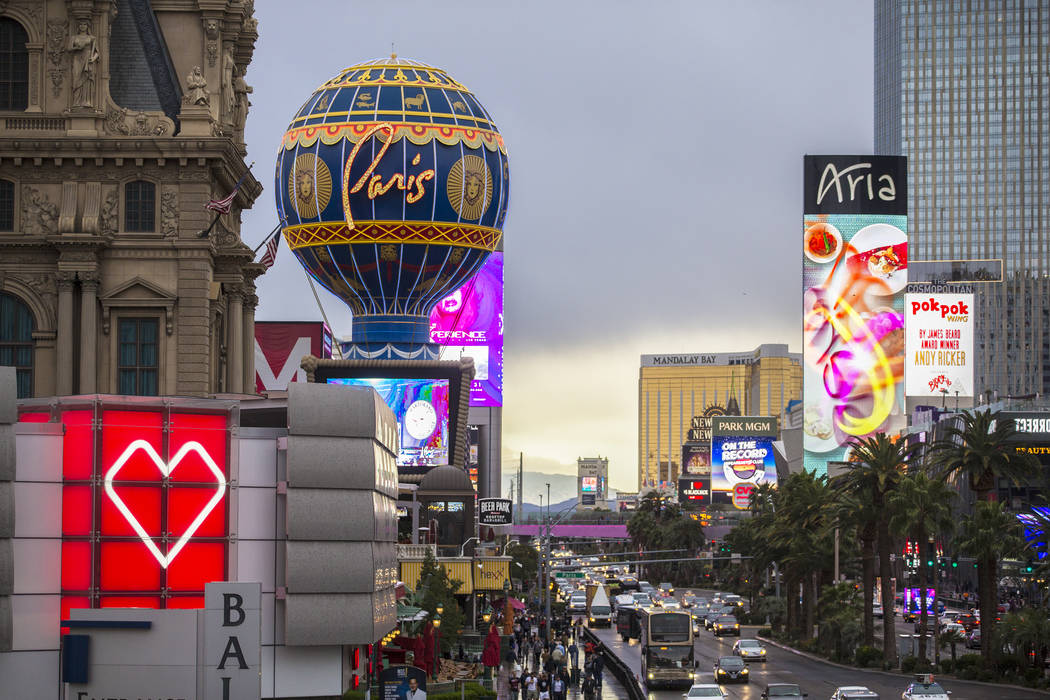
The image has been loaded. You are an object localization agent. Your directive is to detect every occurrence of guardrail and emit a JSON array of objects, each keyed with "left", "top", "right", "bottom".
[{"left": 579, "top": 626, "right": 646, "bottom": 700}]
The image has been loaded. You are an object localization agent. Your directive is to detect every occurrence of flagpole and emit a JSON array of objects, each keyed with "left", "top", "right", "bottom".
[
  {"left": 198, "top": 161, "right": 255, "bottom": 238},
  {"left": 253, "top": 220, "right": 285, "bottom": 256}
]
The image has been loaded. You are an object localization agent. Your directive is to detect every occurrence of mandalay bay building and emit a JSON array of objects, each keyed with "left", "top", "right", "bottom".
[{"left": 875, "top": 0, "right": 1050, "bottom": 397}]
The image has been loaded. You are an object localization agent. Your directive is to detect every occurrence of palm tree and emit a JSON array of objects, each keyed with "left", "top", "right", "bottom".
[
  {"left": 841, "top": 433, "right": 921, "bottom": 666},
  {"left": 828, "top": 485, "right": 878, "bottom": 647},
  {"left": 888, "top": 471, "right": 956, "bottom": 664},
  {"left": 956, "top": 500, "right": 1027, "bottom": 661},
  {"left": 1001, "top": 609, "right": 1050, "bottom": 669},
  {"left": 931, "top": 409, "right": 1038, "bottom": 501}
]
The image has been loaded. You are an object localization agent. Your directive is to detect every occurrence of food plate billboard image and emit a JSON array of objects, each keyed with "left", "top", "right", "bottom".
[
  {"left": 710, "top": 416, "right": 777, "bottom": 505},
  {"left": 905, "top": 292, "right": 974, "bottom": 398},
  {"left": 802, "top": 155, "right": 908, "bottom": 475},
  {"left": 429, "top": 251, "right": 504, "bottom": 407}
]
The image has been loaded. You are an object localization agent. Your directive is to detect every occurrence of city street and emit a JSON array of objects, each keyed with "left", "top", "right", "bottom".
[{"left": 592, "top": 623, "right": 1049, "bottom": 699}]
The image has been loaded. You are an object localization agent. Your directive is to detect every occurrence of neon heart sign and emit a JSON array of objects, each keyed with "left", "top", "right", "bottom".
[{"left": 103, "top": 439, "right": 227, "bottom": 569}]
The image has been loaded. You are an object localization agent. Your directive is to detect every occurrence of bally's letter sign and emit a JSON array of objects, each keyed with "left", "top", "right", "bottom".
[
  {"left": 204, "top": 582, "right": 262, "bottom": 700},
  {"left": 478, "top": 497, "right": 513, "bottom": 526}
]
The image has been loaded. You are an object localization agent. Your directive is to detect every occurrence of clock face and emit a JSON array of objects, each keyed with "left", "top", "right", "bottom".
[{"left": 404, "top": 399, "right": 438, "bottom": 441}]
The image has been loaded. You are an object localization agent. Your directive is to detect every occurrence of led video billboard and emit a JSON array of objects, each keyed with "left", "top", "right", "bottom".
[
  {"left": 710, "top": 416, "right": 777, "bottom": 507},
  {"left": 904, "top": 587, "right": 937, "bottom": 614},
  {"left": 430, "top": 251, "right": 503, "bottom": 407},
  {"left": 803, "top": 156, "right": 908, "bottom": 474},
  {"left": 905, "top": 292, "right": 974, "bottom": 398},
  {"left": 581, "top": 476, "right": 597, "bottom": 492},
  {"left": 327, "top": 378, "right": 450, "bottom": 467}
]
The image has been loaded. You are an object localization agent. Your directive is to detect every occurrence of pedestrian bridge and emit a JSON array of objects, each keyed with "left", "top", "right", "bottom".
[{"left": 509, "top": 524, "right": 629, "bottom": 539}]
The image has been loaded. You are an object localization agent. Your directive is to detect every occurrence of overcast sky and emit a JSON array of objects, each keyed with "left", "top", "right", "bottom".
[{"left": 243, "top": 0, "right": 875, "bottom": 494}]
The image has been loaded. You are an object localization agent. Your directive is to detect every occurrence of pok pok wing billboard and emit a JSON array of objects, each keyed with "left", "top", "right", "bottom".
[
  {"left": 710, "top": 416, "right": 777, "bottom": 509},
  {"left": 803, "top": 156, "right": 908, "bottom": 474},
  {"left": 905, "top": 292, "right": 974, "bottom": 398},
  {"left": 429, "top": 251, "right": 504, "bottom": 407}
]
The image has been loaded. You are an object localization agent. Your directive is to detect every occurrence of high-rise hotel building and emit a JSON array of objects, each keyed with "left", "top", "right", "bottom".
[
  {"left": 875, "top": 0, "right": 1050, "bottom": 396},
  {"left": 637, "top": 344, "right": 801, "bottom": 490}
]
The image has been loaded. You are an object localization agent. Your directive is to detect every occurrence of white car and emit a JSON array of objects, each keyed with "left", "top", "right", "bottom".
[
  {"left": 873, "top": 603, "right": 884, "bottom": 619},
  {"left": 684, "top": 684, "right": 727, "bottom": 698},
  {"left": 832, "top": 687, "right": 879, "bottom": 699},
  {"left": 901, "top": 680, "right": 949, "bottom": 700},
  {"left": 568, "top": 594, "right": 587, "bottom": 613},
  {"left": 733, "top": 638, "right": 768, "bottom": 661}
]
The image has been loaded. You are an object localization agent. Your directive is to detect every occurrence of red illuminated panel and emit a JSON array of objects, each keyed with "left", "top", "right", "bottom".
[
  {"left": 99, "top": 542, "right": 161, "bottom": 591},
  {"left": 100, "top": 410, "right": 164, "bottom": 482},
  {"left": 18, "top": 411, "right": 51, "bottom": 423},
  {"left": 61, "top": 595, "right": 91, "bottom": 633},
  {"left": 166, "top": 596, "right": 206, "bottom": 609},
  {"left": 62, "top": 410, "right": 95, "bottom": 480},
  {"left": 100, "top": 486, "right": 161, "bottom": 537},
  {"left": 60, "top": 543, "right": 92, "bottom": 590},
  {"left": 168, "top": 412, "right": 228, "bottom": 483},
  {"left": 167, "top": 487, "right": 225, "bottom": 538},
  {"left": 61, "top": 485, "right": 93, "bottom": 536},
  {"left": 100, "top": 596, "right": 161, "bottom": 609},
  {"left": 166, "top": 543, "right": 224, "bottom": 591}
]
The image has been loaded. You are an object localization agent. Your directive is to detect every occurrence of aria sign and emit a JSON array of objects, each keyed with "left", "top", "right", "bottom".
[{"left": 478, "top": 498, "right": 512, "bottom": 526}]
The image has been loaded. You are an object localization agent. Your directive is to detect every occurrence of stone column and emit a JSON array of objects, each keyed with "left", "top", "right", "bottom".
[
  {"left": 78, "top": 273, "right": 99, "bottom": 393},
  {"left": 55, "top": 272, "right": 76, "bottom": 395},
  {"left": 242, "top": 293, "right": 257, "bottom": 394},
  {"left": 226, "top": 287, "right": 244, "bottom": 394}
]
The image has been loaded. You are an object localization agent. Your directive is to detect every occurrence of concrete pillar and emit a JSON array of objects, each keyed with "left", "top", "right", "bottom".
[
  {"left": 78, "top": 274, "right": 98, "bottom": 393},
  {"left": 55, "top": 272, "right": 75, "bottom": 395},
  {"left": 226, "top": 288, "right": 243, "bottom": 394},
  {"left": 477, "top": 424, "right": 489, "bottom": 498},
  {"left": 242, "top": 293, "right": 256, "bottom": 394}
]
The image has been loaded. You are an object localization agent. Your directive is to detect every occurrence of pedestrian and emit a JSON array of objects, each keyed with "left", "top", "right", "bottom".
[
  {"left": 592, "top": 649, "right": 604, "bottom": 688},
  {"left": 526, "top": 671, "right": 538, "bottom": 700},
  {"left": 551, "top": 672, "right": 566, "bottom": 700},
  {"left": 537, "top": 672, "right": 550, "bottom": 700},
  {"left": 581, "top": 673, "right": 597, "bottom": 700}
]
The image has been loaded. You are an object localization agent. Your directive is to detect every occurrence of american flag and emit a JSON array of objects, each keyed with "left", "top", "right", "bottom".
[
  {"left": 205, "top": 189, "right": 238, "bottom": 215},
  {"left": 257, "top": 232, "right": 280, "bottom": 269}
]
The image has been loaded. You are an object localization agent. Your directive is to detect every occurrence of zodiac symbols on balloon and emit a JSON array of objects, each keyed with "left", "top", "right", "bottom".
[
  {"left": 451, "top": 100, "right": 467, "bottom": 113},
  {"left": 404, "top": 92, "right": 426, "bottom": 109},
  {"left": 355, "top": 92, "right": 375, "bottom": 108}
]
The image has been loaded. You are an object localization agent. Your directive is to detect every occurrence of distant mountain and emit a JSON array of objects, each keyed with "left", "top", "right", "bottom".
[
  {"left": 516, "top": 497, "right": 578, "bottom": 516},
  {"left": 500, "top": 470, "right": 580, "bottom": 505}
]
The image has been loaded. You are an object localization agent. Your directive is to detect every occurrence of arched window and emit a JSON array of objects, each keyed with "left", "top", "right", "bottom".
[
  {"left": 125, "top": 180, "right": 156, "bottom": 232},
  {"left": 0, "top": 292, "right": 33, "bottom": 397},
  {"left": 0, "top": 19, "right": 28, "bottom": 111},
  {"left": 0, "top": 179, "right": 13, "bottom": 230}
]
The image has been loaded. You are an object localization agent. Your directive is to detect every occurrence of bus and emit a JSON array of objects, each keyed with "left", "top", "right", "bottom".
[
  {"left": 639, "top": 609, "right": 695, "bottom": 688},
  {"left": 615, "top": 605, "right": 641, "bottom": 641}
]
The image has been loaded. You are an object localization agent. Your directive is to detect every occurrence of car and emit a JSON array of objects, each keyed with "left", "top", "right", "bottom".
[
  {"left": 684, "top": 684, "right": 727, "bottom": 698},
  {"left": 659, "top": 582, "right": 675, "bottom": 595},
  {"left": 956, "top": 612, "right": 979, "bottom": 631},
  {"left": 733, "top": 638, "right": 767, "bottom": 661},
  {"left": 713, "top": 615, "right": 741, "bottom": 637},
  {"left": 681, "top": 594, "right": 698, "bottom": 608},
  {"left": 901, "top": 679, "right": 949, "bottom": 700},
  {"left": 662, "top": 599, "right": 681, "bottom": 610},
  {"left": 568, "top": 594, "right": 587, "bottom": 613},
  {"left": 703, "top": 610, "right": 723, "bottom": 629},
  {"left": 873, "top": 603, "right": 884, "bottom": 619},
  {"left": 831, "top": 687, "right": 879, "bottom": 699},
  {"left": 723, "top": 594, "right": 746, "bottom": 610},
  {"left": 941, "top": 622, "right": 966, "bottom": 637},
  {"left": 965, "top": 628, "right": 981, "bottom": 649},
  {"left": 762, "top": 683, "right": 806, "bottom": 697},
  {"left": 713, "top": 655, "right": 749, "bottom": 683}
]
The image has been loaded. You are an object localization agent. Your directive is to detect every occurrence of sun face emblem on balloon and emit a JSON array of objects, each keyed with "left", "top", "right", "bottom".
[
  {"left": 289, "top": 153, "right": 332, "bottom": 220},
  {"left": 446, "top": 154, "right": 492, "bottom": 221}
]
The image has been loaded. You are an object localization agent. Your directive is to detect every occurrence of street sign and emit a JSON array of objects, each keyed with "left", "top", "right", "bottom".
[{"left": 554, "top": 571, "right": 584, "bottom": 579}]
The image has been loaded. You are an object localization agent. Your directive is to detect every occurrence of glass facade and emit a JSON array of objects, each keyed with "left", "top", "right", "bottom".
[
  {"left": 875, "top": 0, "right": 1050, "bottom": 396},
  {"left": 637, "top": 345, "right": 801, "bottom": 490}
]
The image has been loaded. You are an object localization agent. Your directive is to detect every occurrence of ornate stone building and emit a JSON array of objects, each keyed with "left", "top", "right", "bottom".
[{"left": 0, "top": 0, "right": 262, "bottom": 398}]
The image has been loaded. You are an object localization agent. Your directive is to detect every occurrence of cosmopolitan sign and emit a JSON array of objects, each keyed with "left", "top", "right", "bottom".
[{"left": 905, "top": 293, "right": 974, "bottom": 398}]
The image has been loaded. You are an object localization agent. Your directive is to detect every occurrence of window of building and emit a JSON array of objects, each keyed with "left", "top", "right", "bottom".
[
  {"left": 0, "top": 19, "right": 28, "bottom": 111},
  {"left": 124, "top": 181, "right": 156, "bottom": 232},
  {"left": 0, "top": 179, "right": 13, "bottom": 230},
  {"left": 118, "top": 318, "right": 158, "bottom": 396},
  {"left": 0, "top": 291, "right": 32, "bottom": 397}
]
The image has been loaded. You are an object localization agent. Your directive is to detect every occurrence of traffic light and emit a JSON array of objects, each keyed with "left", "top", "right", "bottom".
[
  {"left": 1025, "top": 559, "right": 1034, "bottom": 574},
  {"left": 927, "top": 558, "right": 935, "bottom": 568},
  {"left": 951, "top": 557, "right": 958, "bottom": 568}
]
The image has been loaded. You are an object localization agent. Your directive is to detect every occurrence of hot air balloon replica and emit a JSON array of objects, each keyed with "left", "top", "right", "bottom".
[{"left": 275, "top": 56, "right": 509, "bottom": 359}]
